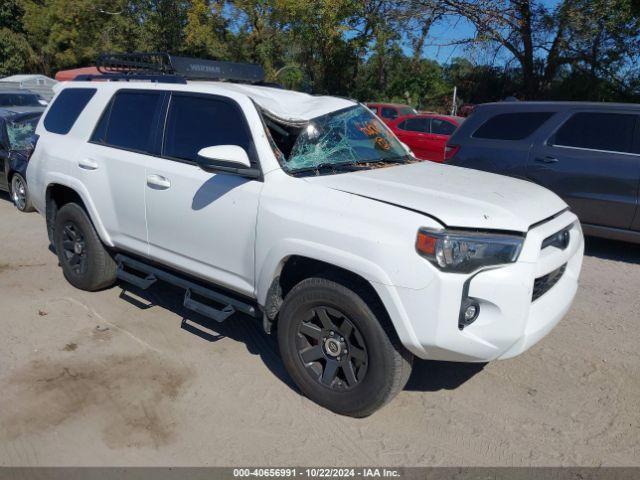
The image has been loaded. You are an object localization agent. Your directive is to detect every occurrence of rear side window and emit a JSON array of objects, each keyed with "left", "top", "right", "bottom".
[
  {"left": 43, "top": 88, "right": 96, "bottom": 134},
  {"left": 163, "top": 94, "right": 253, "bottom": 163},
  {"left": 91, "top": 90, "right": 164, "bottom": 153},
  {"left": 551, "top": 112, "right": 637, "bottom": 153},
  {"left": 431, "top": 118, "right": 456, "bottom": 135},
  {"left": 381, "top": 107, "right": 398, "bottom": 119},
  {"left": 473, "top": 112, "right": 554, "bottom": 140},
  {"left": 399, "top": 117, "right": 429, "bottom": 133}
]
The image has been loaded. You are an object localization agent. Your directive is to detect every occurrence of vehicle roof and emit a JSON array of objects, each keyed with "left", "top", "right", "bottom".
[
  {"left": 1, "top": 74, "right": 55, "bottom": 83},
  {"left": 393, "top": 113, "right": 463, "bottom": 123},
  {"left": 56, "top": 80, "right": 356, "bottom": 123},
  {"left": 366, "top": 102, "right": 413, "bottom": 108},
  {"left": 0, "top": 89, "right": 39, "bottom": 95},
  {"left": 0, "top": 106, "right": 45, "bottom": 117},
  {"left": 477, "top": 101, "right": 640, "bottom": 111}
]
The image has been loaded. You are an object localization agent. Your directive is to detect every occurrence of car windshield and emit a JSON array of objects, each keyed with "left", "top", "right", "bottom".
[
  {"left": 0, "top": 93, "right": 42, "bottom": 107},
  {"left": 7, "top": 116, "right": 39, "bottom": 150},
  {"left": 284, "top": 105, "right": 409, "bottom": 174}
]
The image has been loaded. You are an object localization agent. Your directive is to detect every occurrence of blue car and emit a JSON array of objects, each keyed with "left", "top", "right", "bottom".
[{"left": 0, "top": 107, "right": 44, "bottom": 212}]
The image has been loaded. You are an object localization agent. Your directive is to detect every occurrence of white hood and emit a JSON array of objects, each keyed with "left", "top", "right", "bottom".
[{"left": 305, "top": 161, "right": 567, "bottom": 232}]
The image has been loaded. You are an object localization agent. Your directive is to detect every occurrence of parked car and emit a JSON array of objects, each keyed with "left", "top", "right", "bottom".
[
  {"left": 388, "top": 114, "right": 463, "bottom": 162},
  {"left": 447, "top": 102, "right": 640, "bottom": 244},
  {"left": 0, "top": 108, "right": 43, "bottom": 212},
  {"left": 366, "top": 102, "right": 417, "bottom": 124},
  {"left": 28, "top": 56, "right": 583, "bottom": 417},
  {"left": 0, "top": 89, "right": 48, "bottom": 111}
]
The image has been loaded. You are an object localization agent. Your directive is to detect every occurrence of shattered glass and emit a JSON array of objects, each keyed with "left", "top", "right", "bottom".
[
  {"left": 284, "top": 105, "right": 408, "bottom": 172},
  {"left": 7, "top": 117, "right": 38, "bottom": 150}
]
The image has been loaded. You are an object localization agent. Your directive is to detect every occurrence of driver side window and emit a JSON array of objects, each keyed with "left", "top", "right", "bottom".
[{"left": 162, "top": 93, "right": 255, "bottom": 165}]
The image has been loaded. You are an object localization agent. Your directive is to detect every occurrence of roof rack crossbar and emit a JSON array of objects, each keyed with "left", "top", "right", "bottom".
[{"left": 75, "top": 73, "right": 187, "bottom": 84}]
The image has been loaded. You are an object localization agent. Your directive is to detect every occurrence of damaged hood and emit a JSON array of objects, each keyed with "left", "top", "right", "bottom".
[{"left": 304, "top": 161, "right": 567, "bottom": 232}]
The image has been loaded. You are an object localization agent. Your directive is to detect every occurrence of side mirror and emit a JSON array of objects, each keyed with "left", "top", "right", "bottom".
[
  {"left": 196, "top": 145, "right": 260, "bottom": 179},
  {"left": 38, "top": 99, "right": 49, "bottom": 106}
]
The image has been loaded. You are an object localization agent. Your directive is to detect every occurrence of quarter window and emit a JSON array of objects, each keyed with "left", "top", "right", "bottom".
[
  {"left": 43, "top": 88, "right": 96, "bottom": 135},
  {"left": 551, "top": 112, "right": 637, "bottom": 153},
  {"left": 163, "top": 94, "right": 253, "bottom": 163},
  {"left": 473, "top": 112, "right": 554, "bottom": 140},
  {"left": 91, "top": 90, "right": 164, "bottom": 153}
]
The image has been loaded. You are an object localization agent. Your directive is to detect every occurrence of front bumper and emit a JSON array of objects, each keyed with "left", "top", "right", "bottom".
[{"left": 380, "top": 210, "right": 584, "bottom": 362}]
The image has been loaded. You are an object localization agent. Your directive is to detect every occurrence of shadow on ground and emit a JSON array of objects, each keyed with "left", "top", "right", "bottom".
[
  {"left": 117, "top": 280, "right": 484, "bottom": 396},
  {"left": 584, "top": 236, "right": 640, "bottom": 265}
]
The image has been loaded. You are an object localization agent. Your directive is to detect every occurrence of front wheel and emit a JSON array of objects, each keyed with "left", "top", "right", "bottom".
[
  {"left": 278, "top": 277, "right": 413, "bottom": 417},
  {"left": 10, "top": 173, "right": 34, "bottom": 212}
]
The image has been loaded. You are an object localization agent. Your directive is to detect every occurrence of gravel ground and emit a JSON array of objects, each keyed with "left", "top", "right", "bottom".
[{"left": 0, "top": 193, "right": 638, "bottom": 467}]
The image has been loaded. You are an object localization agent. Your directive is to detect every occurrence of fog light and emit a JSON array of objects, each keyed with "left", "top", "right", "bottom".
[
  {"left": 464, "top": 304, "right": 478, "bottom": 322},
  {"left": 459, "top": 300, "right": 480, "bottom": 329}
]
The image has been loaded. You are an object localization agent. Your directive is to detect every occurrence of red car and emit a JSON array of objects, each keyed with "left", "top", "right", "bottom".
[
  {"left": 387, "top": 114, "right": 463, "bottom": 162},
  {"left": 366, "top": 102, "right": 417, "bottom": 124}
]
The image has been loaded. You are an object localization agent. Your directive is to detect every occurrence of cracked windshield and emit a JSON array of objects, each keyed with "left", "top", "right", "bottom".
[
  {"left": 284, "top": 105, "right": 409, "bottom": 174},
  {"left": 7, "top": 117, "right": 38, "bottom": 150}
]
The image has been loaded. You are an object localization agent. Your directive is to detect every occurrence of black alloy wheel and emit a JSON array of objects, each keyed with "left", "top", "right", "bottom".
[
  {"left": 60, "top": 222, "right": 88, "bottom": 275},
  {"left": 296, "top": 306, "right": 368, "bottom": 390}
]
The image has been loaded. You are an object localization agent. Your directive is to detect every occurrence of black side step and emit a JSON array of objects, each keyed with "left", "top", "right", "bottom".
[{"left": 115, "top": 254, "right": 258, "bottom": 322}]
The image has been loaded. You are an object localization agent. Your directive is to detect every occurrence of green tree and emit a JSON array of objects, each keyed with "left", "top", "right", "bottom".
[{"left": 183, "top": 0, "right": 228, "bottom": 58}]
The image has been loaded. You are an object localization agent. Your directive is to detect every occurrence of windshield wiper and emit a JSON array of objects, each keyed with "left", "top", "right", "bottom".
[
  {"left": 375, "top": 155, "right": 412, "bottom": 164},
  {"left": 288, "top": 161, "right": 359, "bottom": 176}
]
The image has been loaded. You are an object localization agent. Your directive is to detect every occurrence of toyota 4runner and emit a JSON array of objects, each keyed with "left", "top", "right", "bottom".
[{"left": 27, "top": 55, "right": 584, "bottom": 417}]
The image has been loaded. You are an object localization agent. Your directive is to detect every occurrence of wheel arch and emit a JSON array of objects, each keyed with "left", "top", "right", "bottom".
[
  {"left": 45, "top": 179, "right": 113, "bottom": 247},
  {"left": 257, "top": 243, "right": 425, "bottom": 356}
]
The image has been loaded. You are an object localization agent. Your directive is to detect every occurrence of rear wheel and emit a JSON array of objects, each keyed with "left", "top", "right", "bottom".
[
  {"left": 278, "top": 276, "right": 413, "bottom": 417},
  {"left": 53, "top": 203, "right": 117, "bottom": 291},
  {"left": 10, "top": 173, "right": 34, "bottom": 212}
]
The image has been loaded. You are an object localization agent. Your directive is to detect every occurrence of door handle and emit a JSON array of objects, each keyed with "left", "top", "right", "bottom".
[
  {"left": 146, "top": 174, "right": 171, "bottom": 190},
  {"left": 78, "top": 158, "right": 99, "bottom": 170},
  {"left": 535, "top": 156, "right": 559, "bottom": 164}
]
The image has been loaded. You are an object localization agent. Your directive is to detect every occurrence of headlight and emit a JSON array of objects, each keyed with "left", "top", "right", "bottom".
[{"left": 416, "top": 228, "right": 524, "bottom": 273}]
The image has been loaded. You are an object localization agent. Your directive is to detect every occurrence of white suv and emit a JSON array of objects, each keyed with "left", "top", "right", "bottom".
[{"left": 28, "top": 74, "right": 584, "bottom": 417}]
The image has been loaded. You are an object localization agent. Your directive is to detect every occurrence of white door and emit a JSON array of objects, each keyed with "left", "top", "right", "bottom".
[
  {"left": 78, "top": 89, "right": 166, "bottom": 255},
  {"left": 144, "top": 92, "right": 262, "bottom": 296}
]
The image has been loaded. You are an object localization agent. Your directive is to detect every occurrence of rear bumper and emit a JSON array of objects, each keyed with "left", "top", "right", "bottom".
[{"left": 378, "top": 211, "right": 584, "bottom": 362}]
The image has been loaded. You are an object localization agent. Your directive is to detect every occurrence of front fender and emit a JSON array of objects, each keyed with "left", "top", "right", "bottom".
[
  {"left": 256, "top": 238, "right": 396, "bottom": 306},
  {"left": 255, "top": 238, "right": 427, "bottom": 358}
]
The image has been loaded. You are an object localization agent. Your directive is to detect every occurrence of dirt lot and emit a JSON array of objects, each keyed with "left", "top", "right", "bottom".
[{"left": 0, "top": 193, "right": 638, "bottom": 467}]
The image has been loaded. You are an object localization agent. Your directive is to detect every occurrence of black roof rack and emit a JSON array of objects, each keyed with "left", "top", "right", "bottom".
[{"left": 74, "top": 52, "right": 266, "bottom": 85}]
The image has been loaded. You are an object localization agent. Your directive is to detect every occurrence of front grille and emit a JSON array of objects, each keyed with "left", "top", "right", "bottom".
[{"left": 532, "top": 264, "right": 567, "bottom": 301}]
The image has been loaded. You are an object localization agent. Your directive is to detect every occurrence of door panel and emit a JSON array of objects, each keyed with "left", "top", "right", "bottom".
[
  {"left": 78, "top": 143, "right": 150, "bottom": 255},
  {"left": 528, "top": 111, "right": 640, "bottom": 229},
  {"left": 395, "top": 117, "right": 431, "bottom": 160},
  {"left": 145, "top": 161, "right": 261, "bottom": 295},
  {"left": 145, "top": 92, "right": 261, "bottom": 296},
  {"left": 81, "top": 89, "right": 165, "bottom": 255}
]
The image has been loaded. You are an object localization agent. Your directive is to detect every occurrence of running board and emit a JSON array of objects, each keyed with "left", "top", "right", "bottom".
[{"left": 115, "top": 254, "right": 258, "bottom": 321}]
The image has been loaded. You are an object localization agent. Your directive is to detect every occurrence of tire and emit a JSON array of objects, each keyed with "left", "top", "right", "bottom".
[
  {"left": 53, "top": 203, "right": 117, "bottom": 291},
  {"left": 277, "top": 276, "right": 413, "bottom": 417},
  {"left": 10, "top": 173, "right": 34, "bottom": 212}
]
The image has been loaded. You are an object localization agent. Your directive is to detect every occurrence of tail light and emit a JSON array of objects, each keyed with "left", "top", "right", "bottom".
[{"left": 444, "top": 144, "right": 460, "bottom": 162}]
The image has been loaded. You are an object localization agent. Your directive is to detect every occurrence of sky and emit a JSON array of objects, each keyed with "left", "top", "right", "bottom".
[{"left": 419, "top": 0, "right": 563, "bottom": 65}]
